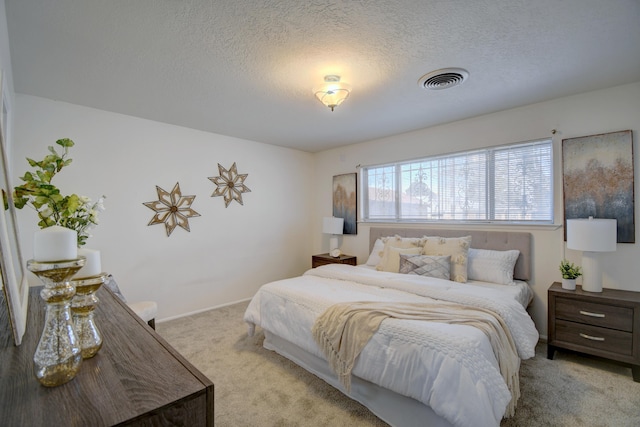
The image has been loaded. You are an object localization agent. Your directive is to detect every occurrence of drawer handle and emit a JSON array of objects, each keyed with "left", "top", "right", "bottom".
[
  {"left": 579, "top": 333, "right": 605, "bottom": 342},
  {"left": 579, "top": 310, "right": 605, "bottom": 318}
]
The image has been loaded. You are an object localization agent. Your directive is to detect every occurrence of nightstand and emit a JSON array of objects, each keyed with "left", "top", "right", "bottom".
[
  {"left": 547, "top": 282, "right": 640, "bottom": 382},
  {"left": 312, "top": 253, "right": 357, "bottom": 268}
]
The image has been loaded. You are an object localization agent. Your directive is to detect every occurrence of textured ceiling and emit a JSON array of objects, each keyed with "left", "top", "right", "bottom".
[{"left": 5, "top": 0, "right": 640, "bottom": 152}]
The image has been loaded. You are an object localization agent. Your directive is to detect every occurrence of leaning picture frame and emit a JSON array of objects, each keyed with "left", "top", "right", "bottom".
[{"left": 0, "top": 69, "right": 29, "bottom": 345}]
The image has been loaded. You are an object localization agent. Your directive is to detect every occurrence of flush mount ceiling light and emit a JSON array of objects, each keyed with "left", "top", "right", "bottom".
[
  {"left": 314, "top": 75, "right": 351, "bottom": 111},
  {"left": 418, "top": 68, "right": 469, "bottom": 90}
]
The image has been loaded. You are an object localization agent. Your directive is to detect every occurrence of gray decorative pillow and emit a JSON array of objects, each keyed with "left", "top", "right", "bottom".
[{"left": 399, "top": 254, "right": 451, "bottom": 280}]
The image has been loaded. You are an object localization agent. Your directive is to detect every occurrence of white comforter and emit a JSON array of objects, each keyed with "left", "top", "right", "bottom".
[{"left": 243, "top": 264, "right": 539, "bottom": 427}]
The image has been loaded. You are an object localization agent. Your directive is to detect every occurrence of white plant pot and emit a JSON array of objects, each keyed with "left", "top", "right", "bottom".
[{"left": 561, "top": 278, "right": 576, "bottom": 290}]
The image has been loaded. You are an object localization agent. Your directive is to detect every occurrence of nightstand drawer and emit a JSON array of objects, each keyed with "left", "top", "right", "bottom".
[
  {"left": 556, "top": 319, "right": 633, "bottom": 356},
  {"left": 555, "top": 297, "right": 633, "bottom": 332},
  {"left": 313, "top": 258, "right": 339, "bottom": 267}
]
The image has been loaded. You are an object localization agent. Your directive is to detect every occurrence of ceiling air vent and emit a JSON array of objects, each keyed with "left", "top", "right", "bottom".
[{"left": 418, "top": 68, "right": 469, "bottom": 90}]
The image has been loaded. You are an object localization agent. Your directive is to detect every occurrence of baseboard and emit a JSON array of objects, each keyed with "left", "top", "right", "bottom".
[{"left": 156, "top": 297, "right": 252, "bottom": 324}]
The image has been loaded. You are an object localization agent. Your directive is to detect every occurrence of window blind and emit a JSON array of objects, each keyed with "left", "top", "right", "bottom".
[{"left": 362, "top": 139, "right": 553, "bottom": 223}]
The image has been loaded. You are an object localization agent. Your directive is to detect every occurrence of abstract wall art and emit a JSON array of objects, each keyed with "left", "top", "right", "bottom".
[
  {"left": 332, "top": 173, "right": 357, "bottom": 235},
  {"left": 562, "top": 130, "right": 634, "bottom": 243}
]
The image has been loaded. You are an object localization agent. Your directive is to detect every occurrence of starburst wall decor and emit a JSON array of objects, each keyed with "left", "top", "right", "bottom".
[
  {"left": 143, "top": 182, "right": 201, "bottom": 236},
  {"left": 208, "top": 162, "right": 251, "bottom": 207}
]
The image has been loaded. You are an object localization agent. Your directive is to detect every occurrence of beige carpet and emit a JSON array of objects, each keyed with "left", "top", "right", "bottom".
[{"left": 157, "top": 301, "right": 640, "bottom": 427}]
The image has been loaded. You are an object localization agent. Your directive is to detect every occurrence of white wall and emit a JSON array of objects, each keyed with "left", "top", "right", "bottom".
[
  {"left": 313, "top": 81, "right": 640, "bottom": 337},
  {"left": 11, "top": 95, "right": 314, "bottom": 320}
]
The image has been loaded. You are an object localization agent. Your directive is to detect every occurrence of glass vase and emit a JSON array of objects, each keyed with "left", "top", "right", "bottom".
[
  {"left": 70, "top": 273, "right": 107, "bottom": 358},
  {"left": 26, "top": 258, "right": 85, "bottom": 387}
]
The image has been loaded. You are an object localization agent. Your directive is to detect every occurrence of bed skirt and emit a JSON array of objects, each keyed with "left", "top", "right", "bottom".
[{"left": 263, "top": 330, "right": 455, "bottom": 427}]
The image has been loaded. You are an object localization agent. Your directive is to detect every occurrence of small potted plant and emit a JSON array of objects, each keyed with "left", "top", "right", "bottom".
[{"left": 559, "top": 260, "right": 581, "bottom": 290}]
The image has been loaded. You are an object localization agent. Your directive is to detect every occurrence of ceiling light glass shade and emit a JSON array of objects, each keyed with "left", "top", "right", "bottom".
[{"left": 314, "top": 76, "right": 351, "bottom": 111}]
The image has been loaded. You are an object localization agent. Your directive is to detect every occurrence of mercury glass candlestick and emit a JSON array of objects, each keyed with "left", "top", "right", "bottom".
[
  {"left": 70, "top": 273, "right": 107, "bottom": 358},
  {"left": 26, "top": 257, "right": 85, "bottom": 387}
]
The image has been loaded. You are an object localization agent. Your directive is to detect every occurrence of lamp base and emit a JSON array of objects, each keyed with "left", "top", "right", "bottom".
[
  {"left": 581, "top": 251, "right": 603, "bottom": 293},
  {"left": 329, "top": 236, "right": 339, "bottom": 252}
]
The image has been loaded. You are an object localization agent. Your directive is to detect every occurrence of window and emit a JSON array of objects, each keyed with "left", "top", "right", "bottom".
[{"left": 362, "top": 139, "right": 553, "bottom": 223}]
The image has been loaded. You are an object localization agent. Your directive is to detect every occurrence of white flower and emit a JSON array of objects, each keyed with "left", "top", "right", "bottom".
[{"left": 95, "top": 196, "right": 106, "bottom": 212}]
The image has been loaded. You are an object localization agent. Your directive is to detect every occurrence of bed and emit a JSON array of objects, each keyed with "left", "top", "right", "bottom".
[{"left": 244, "top": 227, "right": 539, "bottom": 427}]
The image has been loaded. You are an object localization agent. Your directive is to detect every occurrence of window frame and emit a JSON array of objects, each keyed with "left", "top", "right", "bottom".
[{"left": 360, "top": 138, "right": 554, "bottom": 225}]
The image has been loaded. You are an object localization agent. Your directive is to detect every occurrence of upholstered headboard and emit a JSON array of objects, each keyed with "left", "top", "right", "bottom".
[{"left": 369, "top": 227, "right": 532, "bottom": 281}]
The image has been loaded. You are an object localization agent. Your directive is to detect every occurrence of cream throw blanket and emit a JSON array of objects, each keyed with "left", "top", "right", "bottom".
[{"left": 312, "top": 301, "right": 521, "bottom": 417}]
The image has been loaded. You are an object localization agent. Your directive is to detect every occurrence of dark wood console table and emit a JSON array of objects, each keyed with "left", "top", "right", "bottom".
[{"left": 1, "top": 285, "right": 214, "bottom": 426}]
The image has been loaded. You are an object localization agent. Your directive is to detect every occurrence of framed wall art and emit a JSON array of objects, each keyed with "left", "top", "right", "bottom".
[
  {"left": 332, "top": 173, "right": 357, "bottom": 235},
  {"left": 562, "top": 130, "right": 635, "bottom": 243}
]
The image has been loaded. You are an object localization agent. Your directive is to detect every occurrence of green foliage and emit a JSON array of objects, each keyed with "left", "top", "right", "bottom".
[
  {"left": 13, "top": 138, "right": 105, "bottom": 247},
  {"left": 559, "top": 260, "right": 582, "bottom": 279}
]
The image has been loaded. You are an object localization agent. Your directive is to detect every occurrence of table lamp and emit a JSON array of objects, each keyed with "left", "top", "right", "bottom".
[
  {"left": 322, "top": 217, "right": 344, "bottom": 255},
  {"left": 566, "top": 217, "right": 617, "bottom": 292}
]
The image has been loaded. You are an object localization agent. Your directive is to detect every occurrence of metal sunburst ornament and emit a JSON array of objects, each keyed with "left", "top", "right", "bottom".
[
  {"left": 143, "top": 182, "right": 201, "bottom": 236},
  {"left": 208, "top": 162, "right": 251, "bottom": 207}
]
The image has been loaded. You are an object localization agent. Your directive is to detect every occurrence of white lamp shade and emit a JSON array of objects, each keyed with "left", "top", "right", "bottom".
[
  {"left": 322, "top": 217, "right": 344, "bottom": 235},
  {"left": 567, "top": 218, "right": 617, "bottom": 252}
]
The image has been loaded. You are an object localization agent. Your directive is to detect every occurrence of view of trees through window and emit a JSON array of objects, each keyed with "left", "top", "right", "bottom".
[{"left": 362, "top": 139, "right": 553, "bottom": 223}]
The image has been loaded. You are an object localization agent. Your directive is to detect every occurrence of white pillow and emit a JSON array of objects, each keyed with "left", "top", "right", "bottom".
[
  {"left": 422, "top": 235, "right": 471, "bottom": 283},
  {"left": 375, "top": 235, "right": 425, "bottom": 271},
  {"left": 399, "top": 254, "right": 451, "bottom": 280},
  {"left": 378, "top": 246, "right": 422, "bottom": 273},
  {"left": 467, "top": 248, "right": 520, "bottom": 285},
  {"left": 365, "top": 238, "right": 385, "bottom": 266}
]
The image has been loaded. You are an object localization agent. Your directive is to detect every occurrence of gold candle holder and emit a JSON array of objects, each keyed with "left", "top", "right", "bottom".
[
  {"left": 26, "top": 257, "right": 85, "bottom": 387},
  {"left": 70, "top": 273, "right": 107, "bottom": 358}
]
